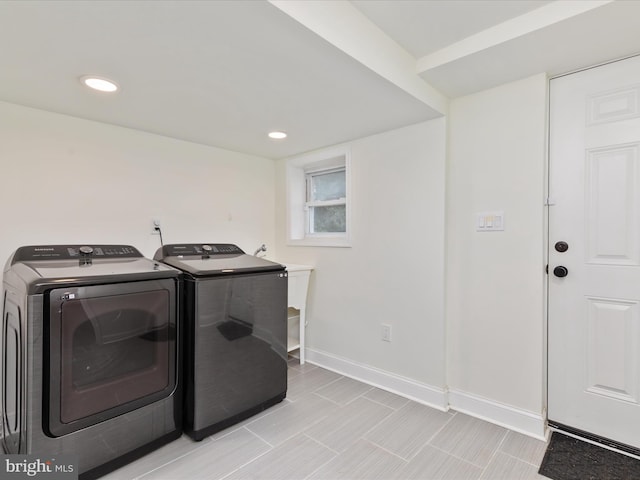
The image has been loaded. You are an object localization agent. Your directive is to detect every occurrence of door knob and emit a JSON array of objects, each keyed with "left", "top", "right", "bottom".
[
  {"left": 555, "top": 241, "right": 569, "bottom": 252},
  {"left": 553, "top": 266, "right": 568, "bottom": 278}
]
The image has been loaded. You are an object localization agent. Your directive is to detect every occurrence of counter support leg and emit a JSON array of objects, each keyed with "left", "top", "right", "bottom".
[{"left": 299, "top": 306, "right": 306, "bottom": 365}]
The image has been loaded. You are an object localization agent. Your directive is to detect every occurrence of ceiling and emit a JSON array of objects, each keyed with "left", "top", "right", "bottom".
[{"left": 1, "top": 0, "right": 639, "bottom": 159}]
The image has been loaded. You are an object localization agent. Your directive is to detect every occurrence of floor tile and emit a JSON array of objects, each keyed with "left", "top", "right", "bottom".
[
  {"left": 244, "top": 392, "right": 336, "bottom": 446},
  {"left": 286, "top": 366, "right": 342, "bottom": 400},
  {"left": 100, "top": 435, "right": 211, "bottom": 480},
  {"left": 207, "top": 399, "right": 292, "bottom": 439},
  {"left": 430, "top": 413, "right": 508, "bottom": 468},
  {"left": 308, "top": 439, "right": 407, "bottom": 480},
  {"left": 314, "top": 375, "right": 373, "bottom": 406},
  {"left": 365, "top": 401, "right": 454, "bottom": 460},
  {"left": 480, "top": 451, "right": 548, "bottom": 479},
  {"left": 287, "top": 358, "right": 314, "bottom": 380},
  {"left": 499, "top": 430, "right": 548, "bottom": 466},
  {"left": 287, "top": 359, "right": 316, "bottom": 373},
  {"left": 222, "top": 434, "right": 336, "bottom": 480},
  {"left": 363, "top": 387, "right": 410, "bottom": 410},
  {"left": 306, "top": 397, "right": 394, "bottom": 452},
  {"left": 94, "top": 363, "right": 550, "bottom": 480},
  {"left": 138, "top": 428, "right": 270, "bottom": 480},
  {"left": 398, "top": 444, "right": 483, "bottom": 480}
]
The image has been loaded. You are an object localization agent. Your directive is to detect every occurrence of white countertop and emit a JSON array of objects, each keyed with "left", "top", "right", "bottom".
[{"left": 283, "top": 263, "right": 314, "bottom": 272}]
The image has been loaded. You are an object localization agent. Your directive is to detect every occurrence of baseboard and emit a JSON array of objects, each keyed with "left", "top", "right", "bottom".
[
  {"left": 305, "top": 348, "right": 448, "bottom": 411},
  {"left": 449, "top": 389, "right": 547, "bottom": 441},
  {"left": 305, "top": 348, "right": 547, "bottom": 441}
]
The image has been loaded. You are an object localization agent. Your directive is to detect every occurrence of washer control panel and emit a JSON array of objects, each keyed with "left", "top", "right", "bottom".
[
  {"left": 12, "top": 245, "right": 142, "bottom": 262},
  {"left": 161, "top": 243, "right": 244, "bottom": 257}
]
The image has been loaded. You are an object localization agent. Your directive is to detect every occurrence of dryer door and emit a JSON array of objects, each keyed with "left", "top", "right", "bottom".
[
  {"left": 46, "top": 279, "right": 178, "bottom": 437},
  {"left": 2, "top": 293, "right": 23, "bottom": 453}
]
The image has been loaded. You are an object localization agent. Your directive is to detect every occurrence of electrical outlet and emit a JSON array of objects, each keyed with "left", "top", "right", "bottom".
[
  {"left": 381, "top": 324, "right": 392, "bottom": 342},
  {"left": 151, "top": 218, "right": 161, "bottom": 235}
]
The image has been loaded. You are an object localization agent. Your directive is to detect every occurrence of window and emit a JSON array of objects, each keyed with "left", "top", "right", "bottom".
[
  {"left": 286, "top": 147, "right": 350, "bottom": 247},
  {"left": 306, "top": 167, "right": 346, "bottom": 234}
]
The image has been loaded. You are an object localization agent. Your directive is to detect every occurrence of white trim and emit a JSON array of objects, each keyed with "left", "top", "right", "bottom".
[
  {"left": 287, "top": 237, "right": 351, "bottom": 248},
  {"left": 269, "top": 0, "right": 448, "bottom": 115},
  {"left": 304, "top": 348, "right": 547, "bottom": 441},
  {"left": 286, "top": 146, "right": 352, "bottom": 247},
  {"left": 305, "top": 348, "right": 448, "bottom": 411},
  {"left": 416, "top": 1, "right": 612, "bottom": 73},
  {"left": 288, "top": 146, "right": 350, "bottom": 170},
  {"left": 448, "top": 389, "right": 547, "bottom": 441},
  {"left": 306, "top": 199, "right": 346, "bottom": 208}
]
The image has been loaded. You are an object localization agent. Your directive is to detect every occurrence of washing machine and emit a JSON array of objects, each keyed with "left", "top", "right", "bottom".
[
  {"left": 154, "top": 243, "right": 287, "bottom": 441},
  {"left": 1, "top": 245, "right": 182, "bottom": 479}
]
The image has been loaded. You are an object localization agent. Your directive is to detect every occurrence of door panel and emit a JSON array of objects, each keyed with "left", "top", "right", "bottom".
[
  {"left": 585, "top": 297, "right": 639, "bottom": 403},
  {"left": 586, "top": 84, "right": 640, "bottom": 125},
  {"left": 586, "top": 144, "right": 640, "bottom": 264},
  {"left": 549, "top": 54, "right": 640, "bottom": 449}
]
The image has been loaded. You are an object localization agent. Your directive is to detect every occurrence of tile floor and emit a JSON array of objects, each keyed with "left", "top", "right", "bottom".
[{"left": 103, "top": 359, "right": 549, "bottom": 479}]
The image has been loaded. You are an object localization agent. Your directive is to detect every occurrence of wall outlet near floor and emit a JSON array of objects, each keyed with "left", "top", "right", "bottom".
[{"left": 381, "top": 324, "right": 392, "bottom": 342}]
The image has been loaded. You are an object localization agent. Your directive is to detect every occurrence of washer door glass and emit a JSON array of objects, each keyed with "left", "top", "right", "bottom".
[{"left": 47, "top": 280, "right": 177, "bottom": 437}]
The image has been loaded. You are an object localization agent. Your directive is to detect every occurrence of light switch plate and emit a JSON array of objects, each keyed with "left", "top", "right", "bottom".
[{"left": 476, "top": 211, "right": 504, "bottom": 231}]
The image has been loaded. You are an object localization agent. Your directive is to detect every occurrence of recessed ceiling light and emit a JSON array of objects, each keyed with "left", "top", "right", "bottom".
[
  {"left": 81, "top": 75, "right": 119, "bottom": 93},
  {"left": 268, "top": 131, "right": 287, "bottom": 140}
]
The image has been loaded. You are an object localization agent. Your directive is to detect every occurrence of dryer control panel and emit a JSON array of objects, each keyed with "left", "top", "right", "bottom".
[
  {"left": 12, "top": 245, "right": 143, "bottom": 263},
  {"left": 159, "top": 244, "right": 245, "bottom": 257}
]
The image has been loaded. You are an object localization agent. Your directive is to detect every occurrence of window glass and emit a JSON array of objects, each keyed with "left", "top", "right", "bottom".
[
  {"left": 309, "top": 169, "right": 346, "bottom": 201},
  {"left": 311, "top": 205, "right": 346, "bottom": 233}
]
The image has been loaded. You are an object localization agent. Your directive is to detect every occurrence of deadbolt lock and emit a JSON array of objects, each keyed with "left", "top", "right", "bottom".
[{"left": 553, "top": 266, "right": 568, "bottom": 278}]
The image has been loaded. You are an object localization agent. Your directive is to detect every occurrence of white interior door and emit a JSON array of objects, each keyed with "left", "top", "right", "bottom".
[{"left": 548, "top": 54, "right": 640, "bottom": 450}]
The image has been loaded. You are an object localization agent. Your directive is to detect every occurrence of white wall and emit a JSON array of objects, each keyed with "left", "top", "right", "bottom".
[
  {"left": 446, "top": 74, "right": 547, "bottom": 433},
  {"left": 2, "top": 77, "right": 549, "bottom": 437},
  {"left": 0, "top": 101, "right": 276, "bottom": 265},
  {"left": 275, "top": 79, "right": 548, "bottom": 437},
  {"left": 275, "top": 119, "right": 447, "bottom": 402}
]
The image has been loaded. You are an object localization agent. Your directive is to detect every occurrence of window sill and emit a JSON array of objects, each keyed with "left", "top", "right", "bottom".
[{"left": 287, "top": 236, "right": 352, "bottom": 248}]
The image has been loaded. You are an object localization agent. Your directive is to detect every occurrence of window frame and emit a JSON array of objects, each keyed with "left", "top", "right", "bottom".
[{"left": 286, "top": 147, "right": 351, "bottom": 247}]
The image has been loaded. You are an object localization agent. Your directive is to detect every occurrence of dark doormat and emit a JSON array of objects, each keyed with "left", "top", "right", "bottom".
[{"left": 539, "top": 432, "right": 640, "bottom": 480}]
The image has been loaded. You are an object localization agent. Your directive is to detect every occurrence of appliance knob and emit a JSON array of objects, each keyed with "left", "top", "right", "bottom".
[
  {"left": 79, "top": 246, "right": 94, "bottom": 255},
  {"left": 202, "top": 245, "right": 213, "bottom": 252},
  {"left": 553, "top": 266, "right": 568, "bottom": 278}
]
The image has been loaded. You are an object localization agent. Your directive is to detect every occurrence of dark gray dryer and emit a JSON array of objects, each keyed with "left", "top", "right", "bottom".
[
  {"left": 154, "top": 243, "right": 287, "bottom": 441},
  {"left": 1, "top": 245, "right": 182, "bottom": 479}
]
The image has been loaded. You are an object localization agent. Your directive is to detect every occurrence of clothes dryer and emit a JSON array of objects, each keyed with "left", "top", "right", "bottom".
[
  {"left": 154, "top": 244, "right": 287, "bottom": 441},
  {"left": 1, "top": 245, "right": 182, "bottom": 479}
]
